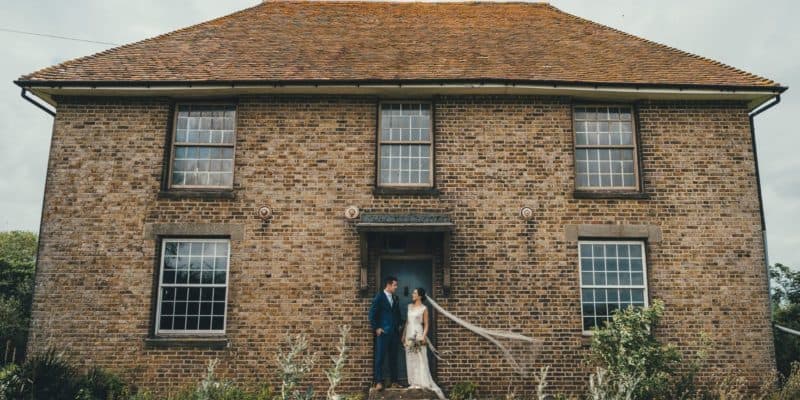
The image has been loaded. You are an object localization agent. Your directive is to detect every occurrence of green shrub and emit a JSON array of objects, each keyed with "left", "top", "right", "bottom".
[
  {"left": 449, "top": 381, "right": 478, "bottom": 400},
  {"left": 0, "top": 349, "right": 139, "bottom": 400},
  {"left": 0, "top": 363, "right": 24, "bottom": 400},
  {"left": 276, "top": 334, "right": 316, "bottom": 400},
  {"left": 753, "top": 361, "right": 800, "bottom": 400},
  {"left": 76, "top": 366, "right": 131, "bottom": 399},
  {"left": 589, "top": 300, "right": 680, "bottom": 399},
  {"left": 17, "top": 349, "right": 80, "bottom": 400},
  {"left": 325, "top": 325, "right": 351, "bottom": 400},
  {"left": 0, "top": 231, "right": 37, "bottom": 365}
]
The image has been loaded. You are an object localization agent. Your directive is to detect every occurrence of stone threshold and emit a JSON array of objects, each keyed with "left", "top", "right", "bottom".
[{"left": 368, "top": 387, "right": 443, "bottom": 400}]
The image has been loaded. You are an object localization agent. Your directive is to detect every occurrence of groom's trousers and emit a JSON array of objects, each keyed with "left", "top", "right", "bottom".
[{"left": 374, "top": 331, "right": 399, "bottom": 384}]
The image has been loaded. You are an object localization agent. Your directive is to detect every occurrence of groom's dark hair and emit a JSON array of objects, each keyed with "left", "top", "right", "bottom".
[{"left": 384, "top": 276, "right": 398, "bottom": 287}]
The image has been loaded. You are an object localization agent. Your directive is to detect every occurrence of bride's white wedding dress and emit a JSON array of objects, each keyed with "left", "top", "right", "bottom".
[{"left": 404, "top": 304, "right": 446, "bottom": 400}]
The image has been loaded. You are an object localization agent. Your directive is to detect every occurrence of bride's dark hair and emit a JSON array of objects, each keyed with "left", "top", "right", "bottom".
[{"left": 415, "top": 287, "right": 427, "bottom": 302}]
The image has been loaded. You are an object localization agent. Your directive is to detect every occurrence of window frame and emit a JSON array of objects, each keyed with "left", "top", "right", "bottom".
[
  {"left": 572, "top": 104, "right": 641, "bottom": 192},
  {"left": 166, "top": 102, "right": 238, "bottom": 190},
  {"left": 376, "top": 100, "right": 435, "bottom": 188},
  {"left": 154, "top": 237, "right": 231, "bottom": 336},
  {"left": 578, "top": 239, "right": 649, "bottom": 335}
]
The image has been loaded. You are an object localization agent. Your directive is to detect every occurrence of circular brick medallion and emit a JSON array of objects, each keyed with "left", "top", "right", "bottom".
[
  {"left": 520, "top": 206, "right": 534, "bottom": 220},
  {"left": 257, "top": 206, "right": 272, "bottom": 221},
  {"left": 344, "top": 205, "right": 360, "bottom": 220}
]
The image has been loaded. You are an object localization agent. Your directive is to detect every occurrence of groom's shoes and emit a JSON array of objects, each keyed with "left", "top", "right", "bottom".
[
  {"left": 390, "top": 382, "right": 407, "bottom": 389},
  {"left": 374, "top": 382, "right": 384, "bottom": 391}
]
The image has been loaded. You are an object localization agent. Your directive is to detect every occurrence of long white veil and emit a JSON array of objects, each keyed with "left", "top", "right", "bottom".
[{"left": 424, "top": 297, "right": 541, "bottom": 375}]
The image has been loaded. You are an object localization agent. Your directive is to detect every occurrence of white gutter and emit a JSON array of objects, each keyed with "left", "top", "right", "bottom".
[{"left": 23, "top": 82, "right": 782, "bottom": 110}]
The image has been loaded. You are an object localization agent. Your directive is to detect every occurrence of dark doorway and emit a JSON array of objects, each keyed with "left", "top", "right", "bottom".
[{"left": 380, "top": 257, "right": 435, "bottom": 383}]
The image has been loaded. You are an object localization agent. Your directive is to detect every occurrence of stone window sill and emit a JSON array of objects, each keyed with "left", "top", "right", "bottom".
[
  {"left": 158, "top": 189, "right": 236, "bottom": 200},
  {"left": 573, "top": 191, "right": 650, "bottom": 200},
  {"left": 372, "top": 187, "right": 440, "bottom": 197},
  {"left": 144, "top": 336, "right": 229, "bottom": 349}
]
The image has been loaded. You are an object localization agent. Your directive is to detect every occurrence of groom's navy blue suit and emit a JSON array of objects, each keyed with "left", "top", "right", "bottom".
[{"left": 369, "top": 291, "right": 402, "bottom": 384}]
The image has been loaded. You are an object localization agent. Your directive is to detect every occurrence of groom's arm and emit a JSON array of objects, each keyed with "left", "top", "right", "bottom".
[{"left": 368, "top": 293, "right": 380, "bottom": 331}]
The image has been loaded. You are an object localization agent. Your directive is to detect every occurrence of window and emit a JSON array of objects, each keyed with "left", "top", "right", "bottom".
[
  {"left": 169, "top": 105, "right": 236, "bottom": 189},
  {"left": 574, "top": 106, "right": 638, "bottom": 190},
  {"left": 378, "top": 102, "right": 433, "bottom": 187},
  {"left": 156, "top": 239, "right": 230, "bottom": 334},
  {"left": 579, "top": 241, "right": 648, "bottom": 332}
]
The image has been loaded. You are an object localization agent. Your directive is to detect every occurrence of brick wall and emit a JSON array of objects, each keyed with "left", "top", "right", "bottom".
[{"left": 28, "top": 95, "right": 773, "bottom": 397}]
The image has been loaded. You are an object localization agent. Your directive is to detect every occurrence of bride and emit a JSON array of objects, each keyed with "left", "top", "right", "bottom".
[{"left": 402, "top": 288, "right": 446, "bottom": 400}]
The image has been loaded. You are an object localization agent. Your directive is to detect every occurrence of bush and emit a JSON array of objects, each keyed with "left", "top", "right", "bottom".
[
  {"left": 16, "top": 349, "right": 79, "bottom": 400},
  {"left": 589, "top": 300, "right": 680, "bottom": 399},
  {"left": 0, "top": 363, "right": 23, "bottom": 400},
  {"left": 449, "top": 381, "right": 478, "bottom": 400},
  {"left": 770, "top": 263, "right": 800, "bottom": 377},
  {"left": 276, "top": 334, "right": 316, "bottom": 400},
  {"left": 0, "top": 349, "right": 140, "bottom": 400},
  {"left": 76, "top": 366, "right": 131, "bottom": 399},
  {"left": 0, "top": 231, "right": 37, "bottom": 365}
]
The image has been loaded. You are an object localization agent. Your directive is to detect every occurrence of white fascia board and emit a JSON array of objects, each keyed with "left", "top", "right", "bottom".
[{"left": 26, "top": 82, "right": 781, "bottom": 110}]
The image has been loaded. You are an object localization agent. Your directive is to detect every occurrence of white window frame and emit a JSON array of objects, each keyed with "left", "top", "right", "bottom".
[
  {"left": 573, "top": 105, "right": 640, "bottom": 191},
  {"left": 578, "top": 240, "right": 649, "bottom": 335},
  {"left": 168, "top": 103, "right": 237, "bottom": 190},
  {"left": 377, "top": 101, "right": 434, "bottom": 188},
  {"left": 155, "top": 238, "right": 231, "bottom": 335}
]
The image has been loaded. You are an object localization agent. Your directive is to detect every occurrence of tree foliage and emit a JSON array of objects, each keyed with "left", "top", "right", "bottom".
[
  {"left": 771, "top": 263, "right": 800, "bottom": 377},
  {"left": 0, "top": 231, "right": 37, "bottom": 364}
]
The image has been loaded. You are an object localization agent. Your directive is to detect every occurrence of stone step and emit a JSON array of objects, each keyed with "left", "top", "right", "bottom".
[{"left": 368, "top": 387, "right": 442, "bottom": 400}]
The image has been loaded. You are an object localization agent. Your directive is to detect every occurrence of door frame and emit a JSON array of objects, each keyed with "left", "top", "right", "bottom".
[{"left": 377, "top": 255, "right": 438, "bottom": 379}]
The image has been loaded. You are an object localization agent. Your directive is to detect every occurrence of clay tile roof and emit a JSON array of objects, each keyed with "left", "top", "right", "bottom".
[{"left": 17, "top": 1, "right": 781, "bottom": 89}]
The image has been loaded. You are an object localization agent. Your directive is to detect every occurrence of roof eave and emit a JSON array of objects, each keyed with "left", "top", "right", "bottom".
[
  {"left": 14, "top": 78, "right": 788, "bottom": 92},
  {"left": 15, "top": 78, "right": 787, "bottom": 111}
]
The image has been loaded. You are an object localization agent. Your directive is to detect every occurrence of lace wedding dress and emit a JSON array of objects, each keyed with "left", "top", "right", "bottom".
[{"left": 404, "top": 304, "right": 446, "bottom": 400}]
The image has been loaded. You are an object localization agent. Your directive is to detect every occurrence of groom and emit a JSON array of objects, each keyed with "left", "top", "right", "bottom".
[{"left": 369, "top": 276, "right": 403, "bottom": 390}]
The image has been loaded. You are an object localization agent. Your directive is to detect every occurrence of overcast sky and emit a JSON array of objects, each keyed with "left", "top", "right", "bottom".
[{"left": 1, "top": 1, "right": 797, "bottom": 267}]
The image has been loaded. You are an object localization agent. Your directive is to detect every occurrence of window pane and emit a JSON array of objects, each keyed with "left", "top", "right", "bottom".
[
  {"left": 579, "top": 241, "right": 647, "bottom": 331},
  {"left": 379, "top": 144, "right": 431, "bottom": 185},
  {"left": 172, "top": 145, "right": 234, "bottom": 188},
  {"left": 158, "top": 239, "right": 229, "bottom": 333},
  {"left": 175, "top": 105, "right": 236, "bottom": 145},
  {"left": 574, "top": 106, "right": 636, "bottom": 189},
  {"left": 381, "top": 103, "right": 431, "bottom": 143}
]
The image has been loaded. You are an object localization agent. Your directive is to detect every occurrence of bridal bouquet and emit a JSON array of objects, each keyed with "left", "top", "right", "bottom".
[{"left": 406, "top": 331, "right": 426, "bottom": 353}]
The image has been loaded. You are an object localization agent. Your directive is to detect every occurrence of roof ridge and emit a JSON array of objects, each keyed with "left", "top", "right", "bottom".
[
  {"left": 541, "top": 3, "right": 778, "bottom": 87},
  {"left": 257, "top": 0, "right": 550, "bottom": 3},
  {"left": 19, "top": 2, "right": 268, "bottom": 81}
]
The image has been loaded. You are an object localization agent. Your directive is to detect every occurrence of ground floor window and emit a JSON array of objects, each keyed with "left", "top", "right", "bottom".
[
  {"left": 579, "top": 240, "right": 647, "bottom": 333},
  {"left": 156, "top": 238, "right": 230, "bottom": 334}
]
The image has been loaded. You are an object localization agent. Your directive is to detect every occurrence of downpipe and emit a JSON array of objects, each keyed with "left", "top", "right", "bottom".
[
  {"left": 748, "top": 95, "right": 781, "bottom": 326},
  {"left": 20, "top": 88, "right": 55, "bottom": 117}
]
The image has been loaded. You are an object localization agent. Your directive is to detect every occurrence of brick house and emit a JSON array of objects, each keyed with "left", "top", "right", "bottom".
[{"left": 15, "top": 1, "right": 786, "bottom": 397}]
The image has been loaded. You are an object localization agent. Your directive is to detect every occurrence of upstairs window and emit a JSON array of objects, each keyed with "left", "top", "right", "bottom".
[
  {"left": 579, "top": 240, "right": 648, "bottom": 333},
  {"left": 573, "top": 106, "right": 638, "bottom": 190},
  {"left": 169, "top": 105, "right": 236, "bottom": 189},
  {"left": 378, "top": 102, "right": 433, "bottom": 187}
]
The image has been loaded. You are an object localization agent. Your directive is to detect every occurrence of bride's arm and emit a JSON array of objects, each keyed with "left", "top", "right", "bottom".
[
  {"left": 422, "top": 307, "right": 429, "bottom": 343},
  {"left": 401, "top": 306, "right": 408, "bottom": 347}
]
